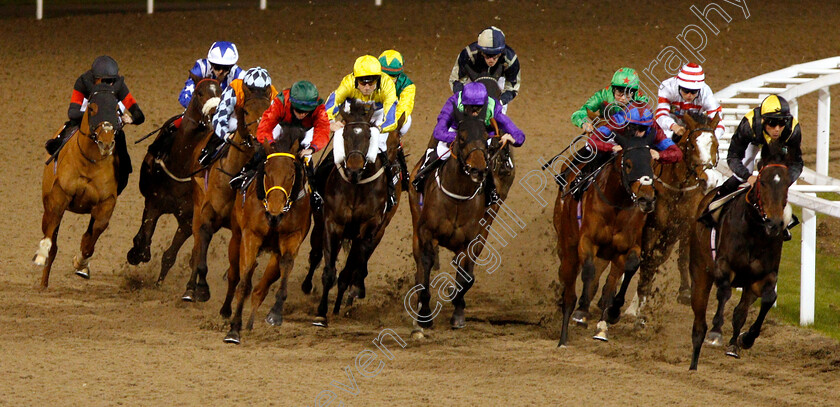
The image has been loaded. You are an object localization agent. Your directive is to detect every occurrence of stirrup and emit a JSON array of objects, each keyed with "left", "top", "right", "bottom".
[
  {"left": 486, "top": 189, "right": 501, "bottom": 207},
  {"left": 310, "top": 191, "right": 323, "bottom": 211}
]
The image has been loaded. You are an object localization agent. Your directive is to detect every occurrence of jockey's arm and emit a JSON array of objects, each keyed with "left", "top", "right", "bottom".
[
  {"left": 787, "top": 123, "right": 804, "bottom": 183},
  {"left": 500, "top": 50, "right": 521, "bottom": 105},
  {"left": 726, "top": 118, "right": 754, "bottom": 181},
  {"left": 116, "top": 82, "right": 144, "bottom": 126},
  {"left": 449, "top": 51, "right": 468, "bottom": 95},
  {"left": 67, "top": 75, "right": 87, "bottom": 123},
  {"left": 255, "top": 97, "right": 283, "bottom": 144},
  {"left": 324, "top": 74, "right": 355, "bottom": 122},
  {"left": 571, "top": 89, "right": 608, "bottom": 129},
  {"left": 396, "top": 82, "right": 416, "bottom": 120},
  {"left": 433, "top": 98, "right": 458, "bottom": 144},
  {"left": 212, "top": 86, "right": 238, "bottom": 140},
  {"left": 651, "top": 133, "right": 683, "bottom": 164},
  {"left": 493, "top": 105, "right": 525, "bottom": 146}
]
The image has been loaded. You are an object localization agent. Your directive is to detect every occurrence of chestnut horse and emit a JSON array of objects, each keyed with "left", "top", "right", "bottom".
[
  {"left": 407, "top": 107, "right": 493, "bottom": 337},
  {"left": 182, "top": 84, "right": 272, "bottom": 302},
  {"left": 688, "top": 140, "right": 791, "bottom": 370},
  {"left": 33, "top": 84, "right": 121, "bottom": 287},
  {"left": 126, "top": 78, "right": 221, "bottom": 283},
  {"left": 303, "top": 100, "right": 402, "bottom": 327},
  {"left": 627, "top": 111, "right": 720, "bottom": 325},
  {"left": 554, "top": 132, "right": 656, "bottom": 345},
  {"left": 221, "top": 124, "right": 311, "bottom": 344}
]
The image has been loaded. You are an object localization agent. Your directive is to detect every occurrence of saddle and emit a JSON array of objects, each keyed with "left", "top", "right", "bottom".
[
  {"left": 697, "top": 187, "right": 748, "bottom": 227},
  {"left": 562, "top": 156, "right": 614, "bottom": 201}
]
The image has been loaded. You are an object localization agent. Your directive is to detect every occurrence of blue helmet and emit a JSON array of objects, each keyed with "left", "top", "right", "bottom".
[
  {"left": 476, "top": 26, "right": 506, "bottom": 55},
  {"left": 625, "top": 105, "right": 655, "bottom": 126},
  {"left": 207, "top": 41, "right": 239, "bottom": 66}
]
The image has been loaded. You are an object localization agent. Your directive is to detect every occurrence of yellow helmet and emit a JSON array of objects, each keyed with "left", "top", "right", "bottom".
[
  {"left": 759, "top": 95, "right": 792, "bottom": 119},
  {"left": 378, "top": 50, "right": 404, "bottom": 76},
  {"left": 353, "top": 55, "right": 382, "bottom": 78}
]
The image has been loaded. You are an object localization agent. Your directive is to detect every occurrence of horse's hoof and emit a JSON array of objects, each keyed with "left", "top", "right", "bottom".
[
  {"left": 33, "top": 253, "right": 46, "bottom": 267},
  {"left": 312, "top": 317, "right": 328, "bottom": 328},
  {"left": 219, "top": 307, "right": 231, "bottom": 320},
  {"left": 194, "top": 284, "right": 211, "bottom": 303},
  {"left": 605, "top": 310, "right": 622, "bottom": 325},
  {"left": 450, "top": 314, "right": 466, "bottom": 330},
  {"left": 74, "top": 269, "right": 90, "bottom": 280},
  {"left": 181, "top": 288, "right": 195, "bottom": 302},
  {"left": 738, "top": 332, "right": 755, "bottom": 350},
  {"left": 704, "top": 332, "right": 723, "bottom": 347},
  {"left": 677, "top": 290, "right": 692, "bottom": 305},
  {"left": 634, "top": 316, "right": 648, "bottom": 330},
  {"left": 301, "top": 280, "right": 313, "bottom": 295},
  {"left": 345, "top": 294, "right": 356, "bottom": 307},
  {"left": 411, "top": 329, "right": 425, "bottom": 340},
  {"left": 592, "top": 332, "right": 608, "bottom": 342},
  {"left": 265, "top": 312, "right": 283, "bottom": 327},
  {"left": 572, "top": 310, "right": 589, "bottom": 326},
  {"left": 126, "top": 246, "right": 151, "bottom": 265},
  {"left": 223, "top": 331, "right": 241, "bottom": 344},
  {"left": 725, "top": 345, "right": 740, "bottom": 359}
]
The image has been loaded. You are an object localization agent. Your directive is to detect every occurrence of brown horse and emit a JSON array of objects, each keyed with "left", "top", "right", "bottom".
[
  {"left": 302, "top": 100, "right": 402, "bottom": 327},
  {"left": 33, "top": 84, "right": 121, "bottom": 287},
  {"left": 220, "top": 124, "right": 310, "bottom": 344},
  {"left": 182, "top": 84, "right": 272, "bottom": 302},
  {"left": 554, "top": 132, "right": 657, "bottom": 345},
  {"left": 126, "top": 78, "right": 221, "bottom": 283},
  {"left": 688, "top": 140, "right": 791, "bottom": 370},
  {"left": 625, "top": 111, "right": 720, "bottom": 325},
  {"left": 407, "top": 107, "right": 493, "bottom": 336}
]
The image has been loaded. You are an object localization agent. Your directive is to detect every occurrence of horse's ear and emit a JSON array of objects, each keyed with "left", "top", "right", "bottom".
[
  {"left": 453, "top": 105, "right": 465, "bottom": 124},
  {"left": 478, "top": 104, "right": 489, "bottom": 123},
  {"left": 338, "top": 105, "right": 350, "bottom": 124},
  {"left": 710, "top": 112, "right": 721, "bottom": 130},
  {"left": 586, "top": 108, "right": 599, "bottom": 120},
  {"left": 364, "top": 104, "right": 375, "bottom": 123},
  {"left": 683, "top": 112, "right": 697, "bottom": 129}
]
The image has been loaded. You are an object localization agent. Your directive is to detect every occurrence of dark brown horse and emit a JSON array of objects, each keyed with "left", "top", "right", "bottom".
[
  {"left": 407, "top": 107, "right": 493, "bottom": 337},
  {"left": 626, "top": 111, "right": 720, "bottom": 325},
  {"left": 126, "top": 78, "right": 221, "bottom": 283},
  {"left": 302, "top": 100, "right": 402, "bottom": 327},
  {"left": 221, "top": 124, "right": 311, "bottom": 344},
  {"left": 554, "top": 132, "right": 656, "bottom": 345},
  {"left": 182, "top": 84, "right": 272, "bottom": 302},
  {"left": 34, "top": 84, "right": 121, "bottom": 287},
  {"left": 688, "top": 140, "right": 791, "bottom": 370}
]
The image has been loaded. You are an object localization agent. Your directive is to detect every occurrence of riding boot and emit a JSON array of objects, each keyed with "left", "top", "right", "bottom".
[
  {"left": 396, "top": 147, "right": 410, "bottom": 190},
  {"left": 412, "top": 149, "right": 441, "bottom": 192},
  {"left": 114, "top": 130, "right": 132, "bottom": 195},
  {"left": 556, "top": 146, "right": 590, "bottom": 188},
  {"left": 198, "top": 136, "right": 225, "bottom": 166},
  {"left": 379, "top": 152, "right": 397, "bottom": 212},
  {"left": 45, "top": 120, "right": 77, "bottom": 156},
  {"left": 229, "top": 147, "right": 265, "bottom": 190},
  {"left": 300, "top": 156, "right": 322, "bottom": 211},
  {"left": 484, "top": 173, "right": 501, "bottom": 207}
]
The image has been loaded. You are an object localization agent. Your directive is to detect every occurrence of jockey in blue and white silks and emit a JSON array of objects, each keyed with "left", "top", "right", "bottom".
[{"left": 178, "top": 41, "right": 245, "bottom": 108}]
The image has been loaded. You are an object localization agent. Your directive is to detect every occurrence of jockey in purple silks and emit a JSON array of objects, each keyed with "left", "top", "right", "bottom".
[{"left": 412, "top": 82, "right": 525, "bottom": 206}]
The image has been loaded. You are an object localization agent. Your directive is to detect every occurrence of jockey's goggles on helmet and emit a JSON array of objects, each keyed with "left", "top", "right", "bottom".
[
  {"left": 291, "top": 107, "right": 310, "bottom": 116},
  {"left": 765, "top": 117, "right": 788, "bottom": 128},
  {"left": 100, "top": 77, "right": 117, "bottom": 85},
  {"left": 679, "top": 86, "right": 700, "bottom": 95},
  {"left": 612, "top": 86, "right": 637, "bottom": 96},
  {"left": 211, "top": 63, "right": 232, "bottom": 72},
  {"left": 356, "top": 76, "right": 378, "bottom": 86},
  {"left": 481, "top": 52, "right": 502, "bottom": 60}
]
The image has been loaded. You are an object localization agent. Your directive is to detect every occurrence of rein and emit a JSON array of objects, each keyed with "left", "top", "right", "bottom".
[
  {"left": 262, "top": 152, "right": 297, "bottom": 213},
  {"left": 745, "top": 163, "right": 788, "bottom": 221}
]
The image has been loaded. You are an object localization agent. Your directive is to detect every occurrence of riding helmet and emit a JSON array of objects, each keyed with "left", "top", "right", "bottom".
[
  {"left": 611, "top": 67, "right": 640, "bottom": 91},
  {"left": 477, "top": 26, "right": 506, "bottom": 55},
  {"left": 461, "top": 82, "right": 488, "bottom": 106},
  {"left": 677, "top": 63, "right": 705, "bottom": 90},
  {"left": 91, "top": 55, "right": 119, "bottom": 79},
  {"left": 759, "top": 95, "right": 792, "bottom": 120},
  {"left": 243, "top": 67, "right": 271, "bottom": 89},
  {"left": 207, "top": 41, "right": 239, "bottom": 66},
  {"left": 290, "top": 80, "right": 322, "bottom": 112},
  {"left": 378, "top": 50, "right": 404, "bottom": 76}
]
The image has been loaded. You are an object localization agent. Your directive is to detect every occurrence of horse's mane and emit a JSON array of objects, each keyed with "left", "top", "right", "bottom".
[
  {"left": 759, "top": 139, "right": 789, "bottom": 166},
  {"left": 271, "top": 123, "right": 305, "bottom": 153}
]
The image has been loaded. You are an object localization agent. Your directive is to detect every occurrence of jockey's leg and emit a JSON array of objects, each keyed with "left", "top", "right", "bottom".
[
  {"left": 229, "top": 144, "right": 266, "bottom": 190},
  {"left": 114, "top": 130, "right": 132, "bottom": 195},
  {"left": 198, "top": 133, "right": 225, "bottom": 166},
  {"left": 412, "top": 142, "right": 449, "bottom": 192},
  {"left": 373, "top": 127, "right": 397, "bottom": 211},
  {"left": 45, "top": 120, "right": 79, "bottom": 155},
  {"left": 484, "top": 172, "right": 501, "bottom": 207}
]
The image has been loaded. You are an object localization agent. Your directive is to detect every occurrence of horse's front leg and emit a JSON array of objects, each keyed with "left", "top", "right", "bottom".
[
  {"left": 265, "top": 252, "right": 298, "bottom": 327},
  {"left": 450, "top": 249, "right": 476, "bottom": 330},
  {"left": 573, "top": 237, "right": 597, "bottom": 326},
  {"left": 224, "top": 231, "right": 260, "bottom": 344},
  {"left": 689, "top": 253, "right": 714, "bottom": 370},
  {"left": 127, "top": 204, "right": 161, "bottom": 266},
  {"left": 593, "top": 250, "right": 638, "bottom": 342},
  {"left": 633, "top": 225, "right": 671, "bottom": 326},
  {"left": 707, "top": 266, "right": 732, "bottom": 347},
  {"left": 314, "top": 225, "right": 341, "bottom": 327},
  {"left": 157, "top": 213, "right": 192, "bottom": 284},
  {"left": 738, "top": 275, "right": 778, "bottom": 351},
  {"left": 606, "top": 248, "right": 642, "bottom": 325},
  {"left": 220, "top": 224, "right": 242, "bottom": 320},
  {"left": 183, "top": 205, "right": 215, "bottom": 302},
  {"left": 411, "top": 228, "right": 436, "bottom": 337},
  {"left": 35, "top": 190, "right": 69, "bottom": 288},
  {"left": 302, "top": 209, "right": 324, "bottom": 295},
  {"left": 676, "top": 236, "right": 693, "bottom": 305},
  {"left": 74, "top": 198, "right": 117, "bottom": 280},
  {"left": 725, "top": 286, "right": 757, "bottom": 359}
]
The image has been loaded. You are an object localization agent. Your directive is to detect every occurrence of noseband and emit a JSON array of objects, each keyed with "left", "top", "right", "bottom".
[
  {"left": 263, "top": 152, "right": 297, "bottom": 213},
  {"left": 342, "top": 121, "right": 373, "bottom": 170}
]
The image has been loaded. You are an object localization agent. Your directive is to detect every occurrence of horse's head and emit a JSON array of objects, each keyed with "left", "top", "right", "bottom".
[
  {"left": 83, "top": 84, "right": 119, "bottom": 157},
  {"left": 261, "top": 123, "right": 304, "bottom": 224},
  {"left": 680, "top": 111, "right": 720, "bottom": 188},
  {"left": 452, "top": 106, "right": 489, "bottom": 183},
  {"left": 615, "top": 133, "right": 656, "bottom": 213},
  {"left": 235, "top": 84, "right": 272, "bottom": 148},
  {"left": 338, "top": 100, "right": 376, "bottom": 182},
  {"left": 189, "top": 78, "right": 222, "bottom": 129},
  {"left": 749, "top": 140, "right": 791, "bottom": 237}
]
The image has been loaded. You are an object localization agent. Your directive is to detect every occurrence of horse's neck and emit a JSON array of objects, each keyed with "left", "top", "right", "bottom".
[
  {"left": 223, "top": 133, "right": 255, "bottom": 170},
  {"left": 595, "top": 159, "right": 632, "bottom": 206},
  {"left": 440, "top": 156, "right": 480, "bottom": 196}
]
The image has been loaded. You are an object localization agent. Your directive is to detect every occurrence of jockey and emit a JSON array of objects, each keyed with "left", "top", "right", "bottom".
[
  {"left": 560, "top": 67, "right": 649, "bottom": 186},
  {"left": 230, "top": 80, "right": 330, "bottom": 207},
  {"left": 178, "top": 41, "right": 244, "bottom": 108},
  {"left": 700, "top": 95, "right": 803, "bottom": 240},
  {"left": 45, "top": 55, "right": 145, "bottom": 195},
  {"left": 324, "top": 55, "right": 400, "bottom": 210},
  {"left": 197, "top": 67, "right": 279, "bottom": 166},
  {"left": 567, "top": 103, "right": 683, "bottom": 197},
  {"left": 379, "top": 49, "right": 416, "bottom": 188},
  {"left": 412, "top": 82, "right": 525, "bottom": 206},
  {"left": 655, "top": 63, "right": 725, "bottom": 140},
  {"left": 449, "top": 26, "right": 521, "bottom": 111}
]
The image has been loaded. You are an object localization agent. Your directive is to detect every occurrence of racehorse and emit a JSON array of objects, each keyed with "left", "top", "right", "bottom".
[
  {"left": 553, "top": 131, "right": 656, "bottom": 345},
  {"left": 182, "top": 84, "right": 272, "bottom": 302},
  {"left": 220, "top": 124, "right": 310, "bottom": 344},
  {"left": 126, "top": 78, "right": 221, "bottom": 283},
  {"left": 688, "top": 139, "right": 791, "bottom": 370},
  {"left": 302, "top": 100, "right": 402, "bottom": 327},
  {"left": 407, "top": 106, "right": 494, "bottom": 336},
  {"left": 627, "top": 111, "right": 720, "bottom": 325},
  {"left": 33, "top": 84, "right": 121, "bottom": 287}
]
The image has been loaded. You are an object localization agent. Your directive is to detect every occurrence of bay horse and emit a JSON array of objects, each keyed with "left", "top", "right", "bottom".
[
  {"left": 628, "top": 111, "right": 720, "bottom": 325},
  {"left": 182, "top": 84, "right": 272, "bottom": 302},
  {"left": 33, "top": 84, "right": 120, "bottom": 287},
  {"left": 407, "top": 106, "right": 493, "bottom": 337},
  {"left": 221, "top": 124, "right": 311, "bottom": 344},
  {"left": 553, "top": 132, "right": 656, "bottom": 345},
  {"left": 126, "top": 78, "right": 221, "bottom": 283},
  {"left": 302, "top": 100, "right": 402, "bottom": 327},
  {"left": 688, "top": 140, "right": 791, "bottom": 370}
]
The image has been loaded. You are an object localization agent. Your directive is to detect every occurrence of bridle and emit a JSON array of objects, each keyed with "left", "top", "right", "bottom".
[
  {"left": 341, "top": 121, "right": 374, "bottom": 173},
  {"left": 230, "top": 92, "right": 272, "bottom": 151},
  {"left": 745, "top": 163, "right": 788, "bottom": 222},
  {"left": 76, "top": 121, "right": 116, "bottom": 163},
  {"left": 183, "top": 79, "right": 221, "bottom": 130},
  {"left": 618, "top": 146, "right": 654, "bottom": 206},
  {"left": 263, "top": 152, "right": 297, "bottom": 213}
]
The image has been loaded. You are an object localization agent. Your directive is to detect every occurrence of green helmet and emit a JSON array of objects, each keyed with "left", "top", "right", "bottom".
[
  {"left": 611, "top": 67, "right": 640, "bottom": 90},
  {"left": 289, "top": 80, "right": 321, "bottom": 112}
]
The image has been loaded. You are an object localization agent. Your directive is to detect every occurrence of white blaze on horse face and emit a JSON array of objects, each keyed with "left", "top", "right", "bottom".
[
  {"left": 696, "top": 132, "right": 714, "bottom": 165},
  {"left": 773, "top": 174, "right": 781, "bottom": 184},
  {"left": 638, "top": 175, "right": 653, "bottom": 186},
  {"left": 33, "top": 238, "right": 52, "bottom": 266},
  {"left": 203, "top": 97, "right": 221, "bottom": 116}
]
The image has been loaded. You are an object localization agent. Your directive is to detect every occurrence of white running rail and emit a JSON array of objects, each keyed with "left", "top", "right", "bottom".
[{"left": 715, "top": 56, "right": 840, "bottom": 326}]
